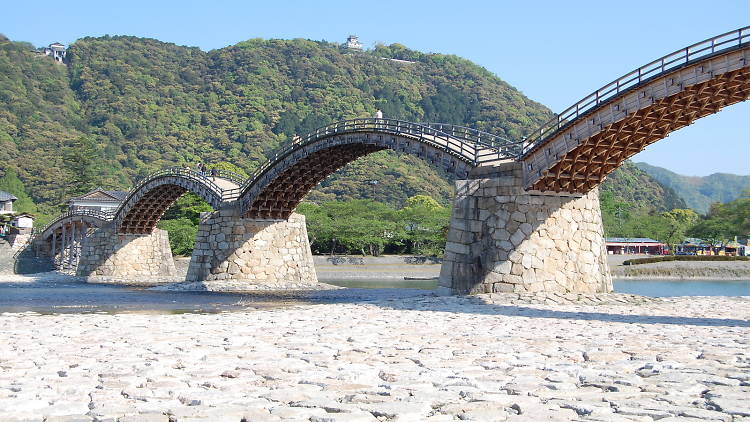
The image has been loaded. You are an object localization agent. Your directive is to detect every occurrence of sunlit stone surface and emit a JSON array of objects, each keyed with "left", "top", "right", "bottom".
[{"left": 0, "top": 294, "right": 748, "bottom": 421}]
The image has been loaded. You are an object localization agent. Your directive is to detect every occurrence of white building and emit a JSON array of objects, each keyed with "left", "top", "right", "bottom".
[
  {"left": 43, "top": 42, "right": 66, "bottom": 63},
  {"left": 0, "top": 191, "right": 17, "bottom": 215},
  {"left": 11, "top": 213, "right": 34, "bottom": 230},
  {"left": 345, "top": 35, "right": 363, "bottom": 51},
  {"left": 68, "top": 188, "right": 128, "bottom": 213}
]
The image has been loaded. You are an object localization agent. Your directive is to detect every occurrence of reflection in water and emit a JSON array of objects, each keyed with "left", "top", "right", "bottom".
[
  {"left": 614, "top": 279, "right": 750, "bottom": 297},
  {"left": 0, "top": 276, "right": 747, "bottom": 314},
  {"left": 325, "top": 279, "right": 437, "bottom": 290},
  {"left": 0, "top": 278, "right": 435, "bottom": 314}
]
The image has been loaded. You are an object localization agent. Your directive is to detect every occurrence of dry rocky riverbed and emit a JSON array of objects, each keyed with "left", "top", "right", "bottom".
[{"left": 1, "top": 294, "right": 749, "bottom": 422}]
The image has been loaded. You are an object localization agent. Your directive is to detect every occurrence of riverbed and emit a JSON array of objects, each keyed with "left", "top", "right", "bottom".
[
  {"left": 1, "top": 289, "right": 748, "bottom": 421},
  {"left": 2, "top": 273, "right": 749, "bottom": 315}
]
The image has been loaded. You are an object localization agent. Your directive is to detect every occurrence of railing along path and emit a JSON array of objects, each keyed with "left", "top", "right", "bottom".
[
  {"left": 39, "top": 209, "right": 115, "bottom": 237},
  {"left": 520, "top": 26, "right": 750, "bottom": 157},
  {"left": 232, "top": 118, "right": 521, "bottom": 196},
  {"left": 113, "top": 167, "right": 244, "bottom": 220}
]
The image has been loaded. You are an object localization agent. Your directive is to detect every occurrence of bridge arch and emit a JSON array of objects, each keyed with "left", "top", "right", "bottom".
[
  {"left": 238, "top": 119, "right": 520, "bottom": 219},
  {"left": 113, "top": 168, "right": 241, "bottom": 234},
  {"left": 522, "top": 26, "right": 750, "bottom": 193},
  {"left": 39, "top": 209, "right": 113, "bottom": 240}
]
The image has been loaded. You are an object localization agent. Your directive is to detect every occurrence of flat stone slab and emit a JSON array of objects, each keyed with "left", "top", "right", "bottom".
[
  {"left": 0, "top": 295, "right": 748, "bottom": 421},
  {"left": 150, "top": 280, "right": 340, "bottom": 292}
]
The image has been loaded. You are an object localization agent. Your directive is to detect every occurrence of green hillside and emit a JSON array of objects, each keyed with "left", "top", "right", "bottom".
[
  {"left": 635, "top": 162, "right": 750, "bottom": 214},
  {"left": 0, "top": 34, "right": 683, "bottom": 237},
  {"left": 1, "top": 35, "right": 554, "bottom": 212}
]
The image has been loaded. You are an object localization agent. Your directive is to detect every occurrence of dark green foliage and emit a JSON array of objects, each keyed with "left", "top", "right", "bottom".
[
  {"left": 161, "top": 193, "right": 212, "bottom": 225},
  {"left": 1, "top": 34, "right": 553, "bottom": 217},
  {"left": 687, "top": 190, "right": 750, "bottom": 244},
  {"left": 0, "top": 169, "right": 36, "bottom": 214},
  {"left": 297, "top": 195, "right": 450, "bottom": 256},
  {"left": 623, "top": 255, "right": 750, "bottom": 265},
  {"left": 157, "top": 218, "right": 198, "bottom": 256},
  {"left": 63, "top": 136, "right": 101, "bottom": 197},
  {"left": 157, "top": 193, "right": 212, "bottom": 255},
  {"left": 601, "top": 161, "right": 686, "bottom": 213},
  {"left": 635, "top": 162, "right": 750, "bottom": 214},
  {"left": 600, "top": 161, "right": 689, "bottom": 239},
  {"left": 2, "top": 33, "right": 709, "bottom": 249},
  {"left": 0, "top": 36, "right": 90, "bottom": 218}
]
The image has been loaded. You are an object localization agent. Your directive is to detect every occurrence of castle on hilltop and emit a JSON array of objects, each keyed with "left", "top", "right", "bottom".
[
  {"left": 344, "top": 35, "right": 362, "bottom": 51},
  {"left": 43, "top": 42, "right": 66, "bottom": 63}
]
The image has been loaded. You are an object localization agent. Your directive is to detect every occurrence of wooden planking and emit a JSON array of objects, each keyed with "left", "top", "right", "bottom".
[
  {"left": 523, "top": 46, "right": 750, "bottom": 193},
  {"left": 528, "top": 65, "right": 750, "bottom": 192}
]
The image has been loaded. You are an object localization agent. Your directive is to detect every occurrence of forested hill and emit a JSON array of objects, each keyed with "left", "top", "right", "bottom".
[
  {"left": 1, "top": 34, "right": 554, "bottom": 215},
  {"left": 1, "top": 34, "right": 679, "bottom": 221},
  {"left": 635, "top": 162, "right": 750, "bottom": 214}
]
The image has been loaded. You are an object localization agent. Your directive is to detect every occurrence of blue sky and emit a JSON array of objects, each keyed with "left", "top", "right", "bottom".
[{"left": 2, "top": 0, "right": 748, "bottom": 176}]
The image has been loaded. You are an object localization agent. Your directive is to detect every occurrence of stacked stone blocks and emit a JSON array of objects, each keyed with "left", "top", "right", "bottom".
[
  {"left": 439, "top": 162, "right": 612, "bottom": 295},
  {"left": 77, "top": 226, "right": 176, "bottom": 277},
  {"left": 186, "top": 208, "right": 317, "bottom": 288}
]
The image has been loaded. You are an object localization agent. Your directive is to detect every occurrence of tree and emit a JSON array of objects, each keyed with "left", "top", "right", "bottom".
[
  {"left": 687, "top": 194, "right": 750, "bottom": 248},
  {"left": 660, "top": 208, "right": 699, "bottom": 253},
  {"left": 0, "top": 169, "right": 36, "bottom": 214},
  {"left": 157, "top": 218, "right": 197, "bottom": 256},
  {"left": 400, "top": 195, "right": 451, "bottom": 256},
  {"left": 63, "top": 136, "right": 101, "bottom": 197}
]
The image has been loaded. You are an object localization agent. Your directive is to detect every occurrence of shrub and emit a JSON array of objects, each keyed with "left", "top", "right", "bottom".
[{"left": 623, "top": 255, "right": 750, "bottom": 265}]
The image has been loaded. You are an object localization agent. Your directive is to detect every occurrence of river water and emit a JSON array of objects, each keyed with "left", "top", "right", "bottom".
[{"left": 0, "top": 277, "right": 748, "bottom": 314}]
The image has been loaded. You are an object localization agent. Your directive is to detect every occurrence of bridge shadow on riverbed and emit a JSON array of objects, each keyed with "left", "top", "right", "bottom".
[
  {"left": 295, "top": 288, "right": 750, "bottom": 329},
  {"left": 1, "top": 276, "right": 748, "bottom": 328}
]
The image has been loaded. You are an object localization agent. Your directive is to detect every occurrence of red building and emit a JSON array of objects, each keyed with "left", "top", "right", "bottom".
[{"left": 605, "top": 237, "right": 666, "bottom": 255}]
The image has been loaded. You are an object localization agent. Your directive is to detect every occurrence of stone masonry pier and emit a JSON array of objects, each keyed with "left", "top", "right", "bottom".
[
  {"left": 185, "top": 207, "right": 317, "bottom": 289},
  {"left": 438, "top": 161, "right": 612, "bottom": 295},
  {"left": 77, "top": 226, "right": 176, "bottom": 278}
]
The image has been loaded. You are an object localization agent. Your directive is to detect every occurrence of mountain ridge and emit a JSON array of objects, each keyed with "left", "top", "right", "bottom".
[{"left": 635, "top": 162, "right": 750, "bottom": 214}]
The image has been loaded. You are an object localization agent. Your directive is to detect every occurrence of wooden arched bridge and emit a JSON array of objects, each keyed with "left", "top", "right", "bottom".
[{"left": 26, "top": 27, "right": 750, "bottom": 295}]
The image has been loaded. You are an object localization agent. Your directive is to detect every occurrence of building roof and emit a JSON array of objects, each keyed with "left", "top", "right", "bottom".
[
  {"left": 68, "top": 188, "right": 128, "bottom": 203},
  {"left": 0, "top": 191, "right": 18, "bottom": 202},
  {"left": 605, "top": 237, "right": 661, "bottom": 244}
]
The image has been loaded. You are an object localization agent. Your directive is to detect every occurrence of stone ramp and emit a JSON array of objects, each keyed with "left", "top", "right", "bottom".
[{"left": 0, "top": 239, "right": 14, "bottom": 274}]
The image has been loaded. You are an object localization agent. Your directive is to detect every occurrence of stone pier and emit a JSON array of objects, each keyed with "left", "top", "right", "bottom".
[
  {"left": 77, "top": 226, "right": 176, "bottom": 277},
  {"left": 438, "top": 162, "right": 612, "bottom": 295},
  {"left": 185, "top": 207, "right": 317, "bottom": 288}
]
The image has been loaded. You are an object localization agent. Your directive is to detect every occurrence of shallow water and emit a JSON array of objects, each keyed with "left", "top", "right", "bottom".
[
  {"left": 0, "top": 278, "right": 433, "bottom": 314},
  {"left": 1, "top": 276, "right": 748, "bottom": 314},
  {"left": 614, "top": 279, "right": 750, "bottom": 297}
]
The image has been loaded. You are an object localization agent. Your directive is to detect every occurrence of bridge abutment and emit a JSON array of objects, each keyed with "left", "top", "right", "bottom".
[
  {"left": 185, "top": 208, "right": 317, "bottom": 289},
  {"left": 438, "top": 162, "right": 612, "bottom": 295},
  {"left": 77, "top": 226, "right": 177, "bottom": 277}
]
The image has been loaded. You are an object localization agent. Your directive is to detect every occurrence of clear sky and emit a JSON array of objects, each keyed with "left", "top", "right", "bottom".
[{"left": 2, "top": 0, "right": 748, "bottom": 176}]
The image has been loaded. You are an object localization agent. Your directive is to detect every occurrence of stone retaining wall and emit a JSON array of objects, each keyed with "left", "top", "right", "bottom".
[
  {"left": 77, "top": 226, "right": 176, "bottom": 277},
  {"left": 185, "top": 208, "right": 317, "bottom": 288},
  {"left": 439, "top": 162, "right": 612, "bottom": 295}
]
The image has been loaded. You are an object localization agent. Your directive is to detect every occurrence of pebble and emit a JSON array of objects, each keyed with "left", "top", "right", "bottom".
[{"left": 0, "top": 295, "right": 748, "bottom": 421}]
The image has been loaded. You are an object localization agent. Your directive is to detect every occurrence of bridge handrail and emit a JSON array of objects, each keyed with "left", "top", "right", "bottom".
[
  {"left": 115, "top": 167, "right": 236, "bottom": 219},
  {"left": 38, "top": 209, "right": 115, "bottom": 237},
  {"left": 420, "top": 123, "right": 516, "bottom": 149},
  {"left": 520, "top": 26, "right": 750, "bottom": 158},
  {"left": 238, "top": 118, "right": 515, "bottom": 194},
  {"left": 34, "top": 168, "right": 244, "bottom": 239}
]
